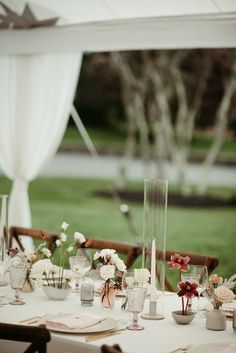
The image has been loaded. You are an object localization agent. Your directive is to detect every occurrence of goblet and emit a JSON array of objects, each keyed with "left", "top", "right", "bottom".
[
  {"left": 121, "top": 269, "right": 135, "bottom": 310},
  {"left": 181, "top": 272, "right": 200, "bottom": 312},
  {"left": 186, "top": 265, "right": 208, "bottom": 316},
  {"left": 9, "top": 267, "right": 27, "bottom": 305},
  {"left": 126, "top": 287, "right": 146, "bottom": 330}
]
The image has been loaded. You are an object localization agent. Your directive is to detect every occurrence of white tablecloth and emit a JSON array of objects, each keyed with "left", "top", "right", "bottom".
[{"left": 0, "top": 286, "right": 235, "bottom": 353}]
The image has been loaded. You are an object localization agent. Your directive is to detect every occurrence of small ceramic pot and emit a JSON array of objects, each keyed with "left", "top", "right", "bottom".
[
  {"left": 206, "top": 309, "right": 226, "bottom": 331},
  {"left": 42, "top": 285, "right": 72, "bottom": 300},
  {"left": 172, "top": 310, "right": 195, "bottom": 325}
]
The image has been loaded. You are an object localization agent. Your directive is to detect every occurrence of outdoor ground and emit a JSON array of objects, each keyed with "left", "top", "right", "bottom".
[{"left": 1, "top": 175, "right": 235, "bottom": 288}]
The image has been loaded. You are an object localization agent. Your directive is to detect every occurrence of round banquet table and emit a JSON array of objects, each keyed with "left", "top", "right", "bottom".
[{"left": 0, "top": 286, "right": 235, "bottom": 353}]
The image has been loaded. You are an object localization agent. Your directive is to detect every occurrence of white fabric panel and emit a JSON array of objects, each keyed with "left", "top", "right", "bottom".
[
  {"left": 0, "top": 53, "right": 81, "bottom": 247},
  {"left": 0, "top": 14, "right": 236, "bottom": 54}
]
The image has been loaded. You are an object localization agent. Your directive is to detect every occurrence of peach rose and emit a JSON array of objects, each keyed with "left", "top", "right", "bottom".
[
  {"left": 214, "top": 285, "right": 235, "bottom": 303},
  {"left": 209, "top": 274, "right": 223, "bottom": 285}
]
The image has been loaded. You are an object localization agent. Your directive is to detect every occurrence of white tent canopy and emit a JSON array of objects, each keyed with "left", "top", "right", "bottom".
[
  {"left": 0, "top": 0, "right": 236, "bottom": 248},
  {"left": 1, "top": 0, "right": 236, "bottom": 53}
]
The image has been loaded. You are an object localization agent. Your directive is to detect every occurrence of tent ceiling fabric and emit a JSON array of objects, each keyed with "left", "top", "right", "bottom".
[{"left": 0, "top": 0, "right": 236, "bottom": 53}]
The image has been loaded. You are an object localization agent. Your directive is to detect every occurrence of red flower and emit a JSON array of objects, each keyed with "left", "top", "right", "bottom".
[
  {"left": 168, "top": 253, "right": 190, "bottom": 271},
  {"left": 177, "top": 281, "right": 199, "bottom": 299}
]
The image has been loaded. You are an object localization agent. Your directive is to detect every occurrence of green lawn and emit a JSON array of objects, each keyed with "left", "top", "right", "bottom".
[{"left": 1, "top": 176, "right": 235, "bottom": 287}]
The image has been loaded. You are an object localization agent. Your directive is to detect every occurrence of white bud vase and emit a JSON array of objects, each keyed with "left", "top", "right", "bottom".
[{"left": 206, "top": 309, "right": 226, "bottom": 331}]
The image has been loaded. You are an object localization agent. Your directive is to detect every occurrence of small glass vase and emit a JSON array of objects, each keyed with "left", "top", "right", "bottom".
[
  {"left": 21, "top": 270, "right": 35, "bottom": 293},
  {"left": 100, "top": 280, "right": 116, "bottom": 310},
  {"left": 206, "top": 308, "right": 226, "bottom": 331}
]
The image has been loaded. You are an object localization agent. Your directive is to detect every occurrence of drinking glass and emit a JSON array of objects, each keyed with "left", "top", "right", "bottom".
[
  {"left": 122, "top": 270, "right": 135, "bottom": 291},
  {"left": 69, "top": 249, "right": 92, "bottom": 292},
  {"left": 126, "top": 287, "right": 146, "bottom": 330},
  {"left": 9, "top": 267, "right": 27, "bottom": 305}
]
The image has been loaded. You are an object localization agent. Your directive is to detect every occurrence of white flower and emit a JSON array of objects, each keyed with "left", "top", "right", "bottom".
[
  {"left": 60, "top": 232, "right": 67, "bottom": 242},
  {"left": 214, "top": 285, "right": 235, "bottom": 303},
  {"left": 56, "top": 239, "right": 61, "bottom": 247},
  {"left": 120, "top": 204, "right": 129, "bottom": 213},
  {"left": 134, "top": 268, "right": 150, "bottom": 285},
  {"left": 100, "top": 264, "right": 115, "bottom": 281},
  {"left": 72, "top": 264, "right": 81, "bottom": 273},
  {"left": 74, "top": 232, "right": 86, "bottom": 244},
  {"left": 24, "top": 249, "right": 37, "bottom": 262},
  {"left": 67, "top": 246, "right": 73, "bottom": 253},
  {"left": 42, "top": 248, "right": 52, "bottom": 258},
  {"left": 31, "top": 259, "right": 53, "bottom": 278},
  {"left": 94, "top": 249, "right": 116, "bottom": 262},
  {"left": 64, "top": 270, "right": 73, "bottom": 281},
  {"left": 61, "top": 222, "right": 69, "bottom": 231},
  {"left": 111, "top": 254, "right": 126, "bottom": 272}
]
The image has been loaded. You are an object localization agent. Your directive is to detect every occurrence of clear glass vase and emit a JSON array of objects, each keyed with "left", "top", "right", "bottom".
[
  {"left": 0, "top": 195, "right": 8, "bottom": 287},
  {"left": 100, "top": 280, "right": 116, "bottom": 310}
]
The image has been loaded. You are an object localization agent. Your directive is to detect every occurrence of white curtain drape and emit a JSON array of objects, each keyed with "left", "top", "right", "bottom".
[{"left": 0, "top": 53, "right": 81, "bottom": 248}]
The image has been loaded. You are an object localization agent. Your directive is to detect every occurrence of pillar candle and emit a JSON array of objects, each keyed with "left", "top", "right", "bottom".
[{"left": 150, "top": 239, "right": 157, "bottom": 301}]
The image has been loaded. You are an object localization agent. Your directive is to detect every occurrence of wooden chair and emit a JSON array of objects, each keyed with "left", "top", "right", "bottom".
[
  {"left": 101, "top": 344, "right": 123, "bottom": 353},
  {"left": 158, "top": 249, "right": 219, "bottom": 292},
  {"left": 78, "top": 237, "right": 142, "bottom": 269},
  {"left": 9, "top": 226, "right": 58, "bottom": 252},
  {"left": 0, "top": 323, "right": 51, "bottom": 353}
]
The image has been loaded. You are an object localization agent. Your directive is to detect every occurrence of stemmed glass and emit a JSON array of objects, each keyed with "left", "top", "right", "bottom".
[
  {"left": 187, "top": 265, "right": 208, "bottom": 316},
  {"left": 126, "top": 287, "right": 146, "bottom": 330},
  {"left": 9, "top": 267, "right": 27, "bottom": 305},
  {"left": 69, "top": 249, "right": 92, "bottom": 292},
  {"left": 121, "top": 270, "right": 135, "bottom": 310}
]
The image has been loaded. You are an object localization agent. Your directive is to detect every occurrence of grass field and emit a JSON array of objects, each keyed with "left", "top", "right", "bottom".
[{"left": 1, "top": 175, "right": 235, "bottom": 288}]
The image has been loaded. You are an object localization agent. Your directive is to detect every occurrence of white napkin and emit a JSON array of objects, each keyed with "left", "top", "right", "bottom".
[{"left": 46, "top": 313, "right": 105, "bottom": 329}]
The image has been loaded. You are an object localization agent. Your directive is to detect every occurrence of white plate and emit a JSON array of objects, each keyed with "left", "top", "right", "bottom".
[
  {"left": 45, "top": 314, "right": 117, "bottom": 334},
  {"left": 188, "top": 342, "right": 232, "bottom": 353}
]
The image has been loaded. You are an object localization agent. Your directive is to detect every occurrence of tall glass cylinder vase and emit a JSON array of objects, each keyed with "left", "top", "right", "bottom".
[
  {"left": 141, "top": 178, "right": 168, "bottom": 319},
  {"left": 0, "top": 195, "right": 8, "bottom": 286}
]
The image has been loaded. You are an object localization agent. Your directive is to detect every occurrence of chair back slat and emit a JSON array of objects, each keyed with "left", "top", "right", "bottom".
[
  {"left": 0, "top": 323, "right": 50, "bottom": 353},
  {"left": 9, "top": 226, "right": 58, "bottom": 253}
]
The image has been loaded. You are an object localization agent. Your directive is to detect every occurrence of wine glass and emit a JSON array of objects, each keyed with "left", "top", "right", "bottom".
[
  {"left": 9, "top": 267, "right": 27, "bottom": 305},
  {"left": 126, "top": 287, "right": 146, "bottom": 330},
  {"left": 188, "top": 265, "right": 208, "bottom": 316},
  {"left": 121, "top": 269, "right": 135, "bottom": 310},
  {"left": 181, "top": 272, "right": 200, "bottom": 312}
]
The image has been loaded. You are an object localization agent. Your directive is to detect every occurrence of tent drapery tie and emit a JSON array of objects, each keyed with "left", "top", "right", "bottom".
[{"left": 9, "top": 178, "right": 33, "bottom": 249}]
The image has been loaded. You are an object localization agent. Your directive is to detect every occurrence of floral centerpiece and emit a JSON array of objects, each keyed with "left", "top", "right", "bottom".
[
  {"left": 30, "top": 222, "right": 85, "bottom": 290},
  {"left": 203, "top": 274, "right": 235, "bottom": 309},
  {"left": 94, "top": 249, "right": 126, "bottom": 309},
  {"left": 168, "top": 253, "right": 195, "bottom": 316},
  {"left": 203, "top": 273, "right": 235, "bottom": 331}
]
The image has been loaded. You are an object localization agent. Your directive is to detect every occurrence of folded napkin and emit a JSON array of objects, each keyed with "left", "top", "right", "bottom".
[
  {"left": 46, "top": 313, "right": 105, "bottom": 329},
  {"left": 222, "top": 301, "right": 236, "bottom": 318}
]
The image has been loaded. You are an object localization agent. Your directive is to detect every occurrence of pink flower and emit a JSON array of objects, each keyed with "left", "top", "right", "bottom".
[
  {"left": 168, "top": 253, "right": 190, "bottom": 271},
  {"left": 177, "top": 281, "right": 199, "bottom": 299}
]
